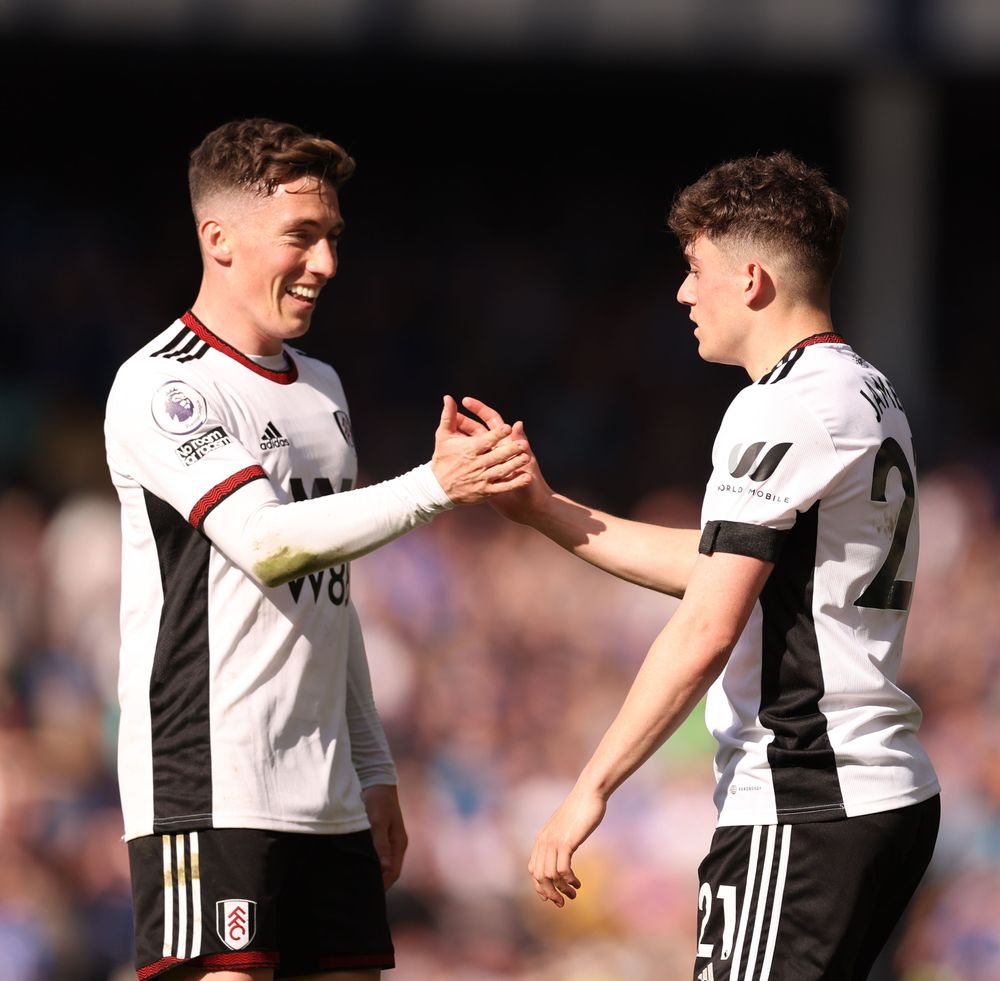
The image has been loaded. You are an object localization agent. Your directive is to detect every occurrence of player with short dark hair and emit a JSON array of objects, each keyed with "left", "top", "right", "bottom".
[
  {"left": 463, "top": 151, "right": 939, "bottom": 980},
  {"left": 105, "top": 118, "right": 530, "bottom": 981}
]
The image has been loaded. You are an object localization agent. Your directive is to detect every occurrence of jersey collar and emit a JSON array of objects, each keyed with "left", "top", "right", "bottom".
[
  {"left": 791, "top": 332, "right": 846, "bottom": 351},
  {"left": 757, "top": 333, "right": 846, "bottom": 386},
  {"left": 181, "top": 310, "right": 299, "bottom": 385}
]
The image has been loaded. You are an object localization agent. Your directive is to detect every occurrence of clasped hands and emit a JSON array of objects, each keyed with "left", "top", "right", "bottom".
[{"left": 430, "top": 394, "right": 536, "bottom": 505}]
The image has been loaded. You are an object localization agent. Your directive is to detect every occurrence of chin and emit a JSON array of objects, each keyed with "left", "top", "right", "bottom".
[{"left": 281, "top": 318, "right": 314, "bottom": 340}]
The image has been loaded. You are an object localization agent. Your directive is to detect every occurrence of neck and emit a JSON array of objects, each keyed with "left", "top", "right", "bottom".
[
  {"left": 190, "top": 284, "right": 284, "bottom": 357},
  {"left": 744, "top": 309, "right": 836, "bottom": 381}
]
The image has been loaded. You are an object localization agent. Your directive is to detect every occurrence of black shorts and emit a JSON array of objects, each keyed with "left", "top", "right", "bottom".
[
  {"left": 128, "top": 827, "right": 394, "bottom": 979},
  {"left": 692, "top": 795, "right": 939, "bottom": 981}
]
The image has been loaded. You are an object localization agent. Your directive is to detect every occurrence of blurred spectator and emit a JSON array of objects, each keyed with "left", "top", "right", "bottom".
[
  {"left": 0, "top": 71, "right": 997, "bottom": 975},
  {"left": 0, "top": 460, "right": 997, "bottom": 977}
]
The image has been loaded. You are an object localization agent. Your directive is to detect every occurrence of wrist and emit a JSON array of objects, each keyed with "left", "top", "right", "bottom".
[{"left": 574, "top": 766, "right": 615, "bottom": 803}]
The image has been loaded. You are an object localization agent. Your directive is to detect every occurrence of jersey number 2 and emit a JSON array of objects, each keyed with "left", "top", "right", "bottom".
[{"left": 854, "top": 437, "right": 915, "bottom": 612}]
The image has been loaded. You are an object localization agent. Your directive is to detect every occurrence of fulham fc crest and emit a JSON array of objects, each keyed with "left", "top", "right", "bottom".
[
  {"left": 334, "top": 410, "right": 356, "bottom": 450},
  {"left": 216, "top": 899, "right": 257, "bottom": 950}
]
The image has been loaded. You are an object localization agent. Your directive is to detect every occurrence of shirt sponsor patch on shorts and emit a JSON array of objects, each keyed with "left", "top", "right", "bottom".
[{"left": 175, "top": 427, "right": 231, "bottom": 467}]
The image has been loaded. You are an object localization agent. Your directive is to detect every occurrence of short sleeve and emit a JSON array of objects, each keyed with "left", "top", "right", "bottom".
[
  {"left": 700, "top": 385, "right": 842, "bottom": 555},
  {"left": 105, "top": 362, "right": 269, "bottom": 530}
]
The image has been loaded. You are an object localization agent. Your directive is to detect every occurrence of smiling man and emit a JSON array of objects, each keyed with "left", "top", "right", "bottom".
[
  {"left": 463, "top": 151, "right": 940, "bottom": 980},
  {"left": 104, "top": 118, "right": 530, "bottom": 981}
]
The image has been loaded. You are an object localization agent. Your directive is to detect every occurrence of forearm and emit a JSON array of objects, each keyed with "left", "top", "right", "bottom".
[
  {"left": 576, "top": 611, "right": 731, "bottom": 800},
  {"left": 574, "top": 550, "right": 772, "bottom": 800},
  {"left": 204, "top": 463, "right": 453, "bottom": 587},
  {"left": 528, "top": 493, "right": 701, "bottom": 598}
]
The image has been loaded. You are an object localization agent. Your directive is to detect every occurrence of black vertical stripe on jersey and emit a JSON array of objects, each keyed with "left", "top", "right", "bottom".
[
  {"left": 144, "top": 489, "right": 213, "bottom": 831},
  {"left": 758, "top": 501, "right": 846, "bottom": 822}
]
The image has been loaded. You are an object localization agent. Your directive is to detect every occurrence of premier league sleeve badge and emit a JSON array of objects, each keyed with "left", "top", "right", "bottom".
[{"left": 152, "top": 380, "right": 210, "bottom": 436}]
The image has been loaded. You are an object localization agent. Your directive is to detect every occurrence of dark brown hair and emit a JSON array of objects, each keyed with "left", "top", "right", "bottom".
[
  {"left": 667, "top": 151, "right": 849, "bottom": 289},
  {"left": 189, "top": 118, "right": 355, "bottom": 216}
]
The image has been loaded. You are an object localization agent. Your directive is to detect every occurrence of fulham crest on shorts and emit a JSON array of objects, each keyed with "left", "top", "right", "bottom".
[{"left": 216, "top": 899, "right": 256, "bottom": 950}]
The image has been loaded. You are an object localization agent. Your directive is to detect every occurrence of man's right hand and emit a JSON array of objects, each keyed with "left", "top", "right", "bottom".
[
  {"left": 456, "top": 396, "right": 553, "bottom": 524},
  {"left": 430, "top": 395, "right": 532, "bottom": 504}
]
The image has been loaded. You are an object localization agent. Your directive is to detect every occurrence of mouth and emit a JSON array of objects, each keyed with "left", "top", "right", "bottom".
[{"left": 286, "top": 285, "right": 321, "bottom": 307}]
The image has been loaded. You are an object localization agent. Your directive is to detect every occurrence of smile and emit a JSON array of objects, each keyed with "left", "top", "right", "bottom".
[{"left": 286, "top": 285, "right": 320, "bottom": 302}]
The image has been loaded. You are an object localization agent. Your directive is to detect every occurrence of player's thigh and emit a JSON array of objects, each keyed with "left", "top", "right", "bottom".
[
  {"left": 853, "top": 795, "right": 940, "bottom": 977},
  {"left": 128, "top": 828, "right": 283, "bottom": 979},
  {"left": 275, "top": 830, "right": 393, "bottom": 977},
  {"left": 287, "top": 973, "right": 379, "bottom": 981},
  {"left": 165, "top": 969, "right": 273, "bottom": 981},
  {"left": 159, "top": 969, "right": 378, "bottom": 981},
  {"left": 693, "top": 800, "right": 939, "bottom": 981}
]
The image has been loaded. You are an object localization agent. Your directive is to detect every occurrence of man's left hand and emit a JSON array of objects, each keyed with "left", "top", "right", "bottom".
[{"left": 362, "top": 783, "right": 408, "bottom": 889}]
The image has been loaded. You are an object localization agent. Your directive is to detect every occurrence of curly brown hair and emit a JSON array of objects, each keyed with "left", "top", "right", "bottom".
[
  {"left": 189, "top": 118, "right": 356, "bottom": 217},
  {"left": 667, "top": 151, "right": 849, "bottom": 290}
]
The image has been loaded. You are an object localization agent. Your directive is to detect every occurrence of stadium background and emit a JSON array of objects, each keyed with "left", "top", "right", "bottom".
[{"left": 1, "top": 2, "right": 998, "bottom": 978}]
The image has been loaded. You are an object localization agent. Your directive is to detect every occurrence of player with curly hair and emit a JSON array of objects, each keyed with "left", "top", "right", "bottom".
[{"left": 467, "top": 151, "right": 939, "bottom": 981}]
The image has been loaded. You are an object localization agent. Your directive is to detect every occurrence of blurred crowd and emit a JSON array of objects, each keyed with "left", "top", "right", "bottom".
[
  {"left": 0, "top": 457, "right": 997, "bottom": 980},
  {"left": 2, "top": 77, "right": 999, "bottom": 977}
]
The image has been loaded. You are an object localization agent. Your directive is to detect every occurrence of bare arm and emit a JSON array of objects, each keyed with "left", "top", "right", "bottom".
[
  {"left": 460, "top": 397, "right": 699, "bottom": 598},
  {"left": 528, "top": 549, "right": 773, "bottom": 906}
]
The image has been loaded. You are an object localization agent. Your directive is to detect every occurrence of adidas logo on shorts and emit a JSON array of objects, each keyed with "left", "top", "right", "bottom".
[{"left": 260, "top": 421, "right": 291, "bottom": 451}]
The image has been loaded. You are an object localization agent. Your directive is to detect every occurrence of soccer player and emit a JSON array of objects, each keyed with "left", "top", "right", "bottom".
[
  {"left": 104, "top": 118, "right": 530, "bottom": 981},
  {"left": 462, "top": 152, "right": 940, "bottom": 980}
]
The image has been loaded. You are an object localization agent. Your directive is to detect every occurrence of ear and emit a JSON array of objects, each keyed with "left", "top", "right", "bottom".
[
  {"left": 743, "top": 260, "right": 774, "bottom": 309},
  {"left": 198, "top": 217, "right": 233, "bottom": 265}
]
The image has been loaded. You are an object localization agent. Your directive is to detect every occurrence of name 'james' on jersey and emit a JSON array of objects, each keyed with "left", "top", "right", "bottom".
[{"left": 698, "top": 339, "right": 939, "bottom": 827}]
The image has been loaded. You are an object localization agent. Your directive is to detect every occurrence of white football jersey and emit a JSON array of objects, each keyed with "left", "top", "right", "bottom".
[
  {"left": 106, "top": 312, "right": 391, "bottom": 840},
  {"left": 699, "top": 335, "right": 939, "bottom": 826}
]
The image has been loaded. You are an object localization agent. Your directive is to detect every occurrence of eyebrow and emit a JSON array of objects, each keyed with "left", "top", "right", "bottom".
[{"left": 283, "top": 218, "right": 346, "bottom": 235}]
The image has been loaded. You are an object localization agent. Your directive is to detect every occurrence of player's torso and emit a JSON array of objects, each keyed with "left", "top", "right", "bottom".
[
  {"left": 702, "top": 343, "right": 938, "bottom": 825},
  {"left": 110, "top": 318, "right": 367, "bottom": 837}
]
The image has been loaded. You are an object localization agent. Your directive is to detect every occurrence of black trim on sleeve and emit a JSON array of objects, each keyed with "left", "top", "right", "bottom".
[{"left": 699, "top": 520, "right": 788, "bottom": 563}]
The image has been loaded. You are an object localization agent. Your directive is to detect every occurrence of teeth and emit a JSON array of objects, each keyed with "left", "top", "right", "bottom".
[{"left": 287, "top": 285, "right": 319, "bottom": 300}]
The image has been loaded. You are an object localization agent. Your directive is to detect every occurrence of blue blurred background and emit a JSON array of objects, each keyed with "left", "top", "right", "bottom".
[{"left": 1, "top": 2, "right": 998, "bottom": 978}]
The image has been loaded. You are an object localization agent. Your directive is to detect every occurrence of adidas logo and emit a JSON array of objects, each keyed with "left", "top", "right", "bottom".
[
  {"left": 696, "top": 965, "right": 715, "bottom": 981},
  {"left": 260, "top": 421, "right": 291, "bottom": 451}
]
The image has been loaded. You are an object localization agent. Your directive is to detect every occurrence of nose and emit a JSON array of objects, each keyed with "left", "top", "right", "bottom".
[
  {"left": 307, "top": 238, "right": 338, "bottom": 279},
  {"left": 677, "top": 273, "right": 695, "bottom": 307}
]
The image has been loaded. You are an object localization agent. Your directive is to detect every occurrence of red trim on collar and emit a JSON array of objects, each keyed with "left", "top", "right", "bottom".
[
  {"left": 181, "top": 311, "right": 298, "bottom": 384},
  {"left": 793, "top": 333, "right": 846, "bottom": 349}
]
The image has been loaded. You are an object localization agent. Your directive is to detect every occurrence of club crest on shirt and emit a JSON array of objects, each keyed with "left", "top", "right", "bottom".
[
  {"left": 216, "top": 899, "right": 257, "bottom": 950},
  {"left": 334, "top": 410, "right": 356, "bottom": 450},
  {"left": 151, "top": 381, "right": 208, "bottom": 435}
]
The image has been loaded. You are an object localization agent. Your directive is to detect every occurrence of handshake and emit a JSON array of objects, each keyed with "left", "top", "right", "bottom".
[{"left": 430, "top": 394, "right": 546, "bottom": 516}]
